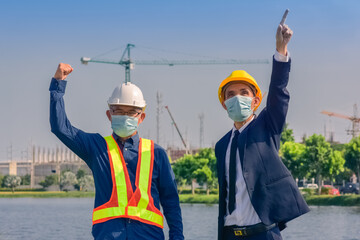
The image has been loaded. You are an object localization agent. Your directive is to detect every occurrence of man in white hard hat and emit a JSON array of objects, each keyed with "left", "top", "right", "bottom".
[{"left": 49, "top": 64, "right": 184, "bottom": 240}]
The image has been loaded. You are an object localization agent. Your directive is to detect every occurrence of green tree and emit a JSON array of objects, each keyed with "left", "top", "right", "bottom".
[
  {"left": 334, "top": 167, "right": 353, "bottom": 185},
  {"left": 60, "top": 171, "right": 78, "bottom": 191},
  {"left": 0, "top": 174, "right": 4, "bottom": 187},
  {"left": 3, "top": 175, "right": 21, "bottom": 193},
  {"left": 21, "top": 174, "right": 31, "bottom": 185},
  {"left": 332, "top": 143, "right": 346, "bottom": 152},
  {"left": 78, "top": 175, "right": 94, "bottom": 191},
  {"left": 280, "top": 123, "right": 295, "bottom": 145},
  {"left": 193, "top": 159, "right": 213, "bottom": 195},
  {"left": 39, "top": 174, "right": 58, "bottom": 189},
  {"left": 172, "top": 148, "right": 217, "bottom": 195},
  {"left": 76, "top": 169, "right": 86, "bottom": 180},
  {"left": 325, "top": 150, "right": 345, "bottom": 184},
  {"left": 303, "top": 134, "right": 345, "bottom": 194},
  {"left": 280, "top": 141, "right": 307, "bottom": 179},
  {"left": 172, "top": 155, "right": 201, "bottom": 195},
  {"left": 344, "top": 136, "right": 360, "bottom": 183}
]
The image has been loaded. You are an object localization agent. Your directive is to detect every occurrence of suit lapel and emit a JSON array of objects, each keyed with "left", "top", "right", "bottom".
[
  {"left": 238, "top": 128, "right": 247, "bottom": 169},
  {"left": 238, "top": 117, "right": 256, "bottom": 169},
  {"left": 219, "top": 130, "right": 232, "bottom": 187}
]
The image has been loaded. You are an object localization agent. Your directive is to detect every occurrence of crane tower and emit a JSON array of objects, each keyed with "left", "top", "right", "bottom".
[{"left": 321, "top": 104, "right": 360, "bottom": 139}]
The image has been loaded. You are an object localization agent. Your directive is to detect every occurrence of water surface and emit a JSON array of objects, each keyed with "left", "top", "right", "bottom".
[{"left": 1, "top": 198, "right": 359, "bottom": 239}]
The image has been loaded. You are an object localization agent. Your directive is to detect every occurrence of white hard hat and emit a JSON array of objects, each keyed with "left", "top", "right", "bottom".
[{"left": 108, "top": 82, "right": 146, "bottom": 109}]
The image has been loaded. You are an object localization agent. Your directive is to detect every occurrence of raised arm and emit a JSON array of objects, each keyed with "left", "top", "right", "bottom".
[
  {"left": 265, "top": 24, "right": 293, "bottom": 136},
  {"left": 49, "top": 63, "right": 94, "bottom": 167}
]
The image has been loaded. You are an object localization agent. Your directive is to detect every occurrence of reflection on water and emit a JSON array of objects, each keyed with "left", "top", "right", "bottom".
[{"left": 0, "top": 198, "right": 359, "bottom": 240}]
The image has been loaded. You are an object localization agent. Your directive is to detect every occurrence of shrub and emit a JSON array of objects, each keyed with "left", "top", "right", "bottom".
[{"left": 39, "top": 174, "right": 58, "bottom": 189}]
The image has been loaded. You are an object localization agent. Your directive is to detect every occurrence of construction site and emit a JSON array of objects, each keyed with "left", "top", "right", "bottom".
[{"left": 1, "top": 43, "right": 360, "bottom": 188}]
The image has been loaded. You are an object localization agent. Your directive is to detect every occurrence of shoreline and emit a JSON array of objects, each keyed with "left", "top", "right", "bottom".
[{"left": 1, "top": 191, "right": 359, "bottom": 206}]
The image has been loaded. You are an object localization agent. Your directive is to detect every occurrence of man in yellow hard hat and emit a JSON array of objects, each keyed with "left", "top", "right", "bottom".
[
  {"left": 215, "top": 24, "right": 309, "bottom": 240},
  {"left": 49, "top": 64, "right": 184, "bottom": 240}
]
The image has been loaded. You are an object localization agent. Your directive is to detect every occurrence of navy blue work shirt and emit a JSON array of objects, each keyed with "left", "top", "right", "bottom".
[{"left": 49, "top": 78, "right": 184, "bottom": 240}]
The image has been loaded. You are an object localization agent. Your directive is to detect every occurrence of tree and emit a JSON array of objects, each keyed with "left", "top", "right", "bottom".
[
  {"left": 21, "top": 174, "right": 31, "bottom": 185},
  {"left": 325, "top": 150, "right": 345, "bottom": 184},
  {"left": 195, "top": 148, "right": 218, "bottom": 194},
  {"left": 39, "top": 174, "right": 58, "bottom": 189},
  {"left": 0, "top": 174, "right": 4, "bottom": 187},
  {"left": 344, "top": 136, "right": 360, "bottom": 183},
  {"left": 303, "top": 134, "right": 345, "bottom": 194},
  {"left": 280, "top": 123, "right": 295, "bottom": 145},
  {"left": 193, "top": 160, "right": 213, "bottom": 195},
  {"left": 78, "top": 175, "right": 94, "bottom": 191},
  {"left": 76, "top": 169, "right": 86, "bottom": 180},
  {"left": 60, "top": 171, "right": 78, "bottom": 191},
  {"left": 3, "top": 175, "right": 21, "bottom": 193},
  {"left": 172, "top": 148, "right": 217, "bottom": 195},
  {"left": 280, "top": 141, "right": 307, "bottom": 179},
  {"left": 172, "top": 155, "right": 201, "bottom": 195}
]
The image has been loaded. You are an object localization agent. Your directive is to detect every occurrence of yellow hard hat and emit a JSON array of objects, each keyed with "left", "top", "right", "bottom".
[{"left": 218, "top": 70, "right": 262, "bottom": 111}]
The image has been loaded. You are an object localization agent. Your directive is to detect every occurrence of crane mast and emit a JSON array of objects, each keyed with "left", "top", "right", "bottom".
[
  {"left": 164, "top": 106, "right": 188, "bottom": 153},
  {"left": 321, "top": 104, "right": 360, "bottom": 139}
]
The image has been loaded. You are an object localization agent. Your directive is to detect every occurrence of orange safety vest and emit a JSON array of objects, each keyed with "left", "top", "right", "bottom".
[{"left": 92, "top": 136, "right": 164, "bottom": 228}]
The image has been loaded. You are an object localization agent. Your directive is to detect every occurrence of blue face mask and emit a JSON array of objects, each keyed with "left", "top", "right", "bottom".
[
  {"left": 224, "top": 95, "right": 254, "bottom": 122},
  {"left": 111, "top": 115, "right": 139, "bottom": 137}
]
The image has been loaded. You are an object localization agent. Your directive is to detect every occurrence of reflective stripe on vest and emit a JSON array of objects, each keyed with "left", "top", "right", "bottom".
[{"left": 92, "top": 136, "right": 164, "bottom": 228}]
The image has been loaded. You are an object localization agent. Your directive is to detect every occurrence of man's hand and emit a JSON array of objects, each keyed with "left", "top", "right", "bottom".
[
  {"left": 276, "top": 24, "right": 293, "bottom": 56},
  {"left": 54, "top": 63, "right": 73, "bottom": 80}
]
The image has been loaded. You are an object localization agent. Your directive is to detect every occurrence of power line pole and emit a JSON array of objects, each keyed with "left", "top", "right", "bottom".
[{"left": 199, "top": 113, "right": 204, "bottom": 148}]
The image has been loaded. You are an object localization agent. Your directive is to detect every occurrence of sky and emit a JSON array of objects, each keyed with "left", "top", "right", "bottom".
[{"left": 1, "top": 0, "right": 360, "bottom": 161}]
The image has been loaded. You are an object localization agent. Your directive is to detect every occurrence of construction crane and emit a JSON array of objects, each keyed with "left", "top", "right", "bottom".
[
  {"left": 321, "top": 104, "right": 360, "bottom": 139},
  {"left": 164, "top": 106, "right": 188, "bottom": 153},
  {"left": 81, "top": 43, "right": 269, "bottom": 83}
]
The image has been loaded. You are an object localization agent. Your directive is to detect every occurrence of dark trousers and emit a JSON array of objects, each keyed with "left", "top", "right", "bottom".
[{"left": 223, "top": 226, "right": 282, "bottom": 240}]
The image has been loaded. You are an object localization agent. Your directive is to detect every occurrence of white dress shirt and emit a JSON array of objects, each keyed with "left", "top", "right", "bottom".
[{"left": 224, "top": 51, "right": 289, "bottom": 226}]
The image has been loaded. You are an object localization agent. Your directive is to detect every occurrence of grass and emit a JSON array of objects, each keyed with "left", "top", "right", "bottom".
[
  {"left": 1, "top": 191, "right": 359, "bottom": 206},
  {"left": 304, "top": 194, "right": 360, "bottom": 206},
  {"left": 179, "top": 194, "right": 218, "bottom": 204},
  {"left": 0, "top": 191, "right": 95, "bottom": 198}
]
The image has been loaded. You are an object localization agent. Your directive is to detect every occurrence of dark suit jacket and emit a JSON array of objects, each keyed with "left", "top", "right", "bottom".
[{"left": 215, "top": 58, "right": 310, "bottom": 240}]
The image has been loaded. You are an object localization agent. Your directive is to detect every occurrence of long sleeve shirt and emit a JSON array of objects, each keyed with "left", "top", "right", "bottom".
[{"left": 49, "top": 78, "right": 184, "bottom": 240}]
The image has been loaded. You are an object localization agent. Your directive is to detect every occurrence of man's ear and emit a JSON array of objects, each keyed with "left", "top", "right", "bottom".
[
  {"left": 138, "top": 112, "right": 146, "bottom": 125},
  {"left": 252, "top": 97, "right": 260, "bottom": 110},
  {"left": 106, "top": 110, "right": 112, "bottom": 122},
  {"left": 222, "top": 101, "right": 227, "bottom": 110}
]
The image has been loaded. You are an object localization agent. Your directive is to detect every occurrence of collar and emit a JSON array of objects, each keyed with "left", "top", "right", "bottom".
[
  {"left": 112, "top": 132, "right": 140, "bottom": 146},
  {"left": 232, "top": 115, "right": 254, "bottom": 135}
]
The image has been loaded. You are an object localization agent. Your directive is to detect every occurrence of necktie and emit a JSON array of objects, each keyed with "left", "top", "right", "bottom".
[{"left": 228, "top": 130, "right": 239, "bottom": 214}]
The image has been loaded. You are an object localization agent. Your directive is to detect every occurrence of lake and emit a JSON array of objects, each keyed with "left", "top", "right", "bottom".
[{"left": 0, "top": 198, "right": 359, "bottom": 239}]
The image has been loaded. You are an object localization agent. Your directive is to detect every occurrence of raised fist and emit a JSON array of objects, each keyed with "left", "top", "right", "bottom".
[
  {"left": 54, "top": 63, "right": 73, "bottom": 80},
  {"left": 276, "top": 24, "right": 293, "bottom": 56}
]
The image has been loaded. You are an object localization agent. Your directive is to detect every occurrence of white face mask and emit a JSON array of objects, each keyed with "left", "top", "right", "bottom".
[
  {"left": 111, "top": 115, "right": 139, "bottom": 137},
  {"left": 224, "top": 95, "right": 254, "bottom": 122}
]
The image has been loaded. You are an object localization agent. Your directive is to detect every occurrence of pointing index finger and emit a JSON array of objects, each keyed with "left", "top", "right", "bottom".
[{"left": 280, "top": 9, "right": 289, "bottom": 26}]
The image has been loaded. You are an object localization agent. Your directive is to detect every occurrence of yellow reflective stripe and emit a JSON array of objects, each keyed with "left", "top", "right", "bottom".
[
  {"left": 93, "top": 207, "right": 125, "bottom": 222},
  {"left": 105, "top": 136, "right": 128, "bottom": 207},
  {"left": 137, "top": 138, "right": 152, "bottom": 209},
  {"left": 127, "top": 206, "right": 163, "bottom": 227}
]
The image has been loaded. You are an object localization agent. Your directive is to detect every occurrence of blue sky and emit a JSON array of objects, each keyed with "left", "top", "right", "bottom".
[{"left": 1, "top": 0, "right": 360, "bottom": 161}]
